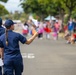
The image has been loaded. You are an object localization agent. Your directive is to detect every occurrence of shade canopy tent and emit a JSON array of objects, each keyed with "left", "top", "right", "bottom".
[
  {"left": 44, "top": 15, "right": 56, "bottom": 21},
  {"left": 44, "top": 15, "right": 51, "bottom": 21}
]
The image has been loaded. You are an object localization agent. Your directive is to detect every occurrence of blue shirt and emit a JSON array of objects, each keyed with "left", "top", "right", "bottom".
[
  {"left": 0, "top": 30, "right": 27, "bottom": 58},
  {"left": 68, "top": 22, "right": 74, "bottom": 31},
  {"left": 0, "top": 26, "right": 5, "bottom": 36}
]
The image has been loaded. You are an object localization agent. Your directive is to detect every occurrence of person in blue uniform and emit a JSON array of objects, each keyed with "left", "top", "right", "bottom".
[
  {"left": 0, "top": 18, "right": 5, "bottom": 36},
  {"left": 0, "top": 19, "right": 38, "bottom": 75},
  {"left": 0, "top": 18, "right": 5, "bottom": 75}
]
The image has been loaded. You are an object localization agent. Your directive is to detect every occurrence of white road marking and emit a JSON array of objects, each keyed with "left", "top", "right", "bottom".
[{"left": 22, "top": 53, "right": 35, "bottom": 59}]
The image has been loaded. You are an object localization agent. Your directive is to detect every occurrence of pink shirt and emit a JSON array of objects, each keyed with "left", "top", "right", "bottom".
[{"left": 54, "top": 22, "right": 60, "bottom": 29}]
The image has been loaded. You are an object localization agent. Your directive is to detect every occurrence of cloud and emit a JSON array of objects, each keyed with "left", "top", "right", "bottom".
[{"left": 0, "top": 0, "right": 23, "bottom": 13}]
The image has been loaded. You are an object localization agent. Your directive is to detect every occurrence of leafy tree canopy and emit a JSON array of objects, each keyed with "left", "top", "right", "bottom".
[
  {"left": 0, "top": 0, "right": 8, "bottom": 3},
  {"left": 21, "top": 0, "right": 76, "bottom": 21},
  {"left": 0, "top": 4, "right": 9, "bottom": 16}
]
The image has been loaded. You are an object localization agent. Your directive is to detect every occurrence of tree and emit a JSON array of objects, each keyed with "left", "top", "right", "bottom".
[
  {"left": 0, "top": 4, "right": 9, "bottom": 16},
  {"left": 21, "top": 0, "right": 76, "bottom": 23},
  {"left": 0, "top": 0, "right": 9, "bottom": 15},
  {"left": 53, "top": 0, "right": 76, "bottom": 30},
  {"left": 0, "top": 0, "right": 8, "bottom": 3},
  {"left": 55, "top": 0, "right": 76, "bottom": 19},
  {"left": 21, "top": 0, "right": 59, "bottom": 20},
  {"left": 38, "top": 0, "right": 57, "bottom": 15},
  {"left": 62, "top": 0, "right": 76, "bottom": 20},
  {"left": 0, "top": 0, "right": 9, "bottom": 17},
  {"left": 21, "top": 0, "right": 44, "bottom": 20}
]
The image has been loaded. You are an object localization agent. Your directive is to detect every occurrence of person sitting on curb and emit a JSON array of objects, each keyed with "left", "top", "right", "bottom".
[{"left": 66, "top": 31, "right": 76, "bottom": 44}]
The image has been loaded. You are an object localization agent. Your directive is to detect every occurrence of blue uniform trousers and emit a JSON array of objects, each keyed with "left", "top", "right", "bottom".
[
  {"left": 0, "top": 67, "right": 2, "bottom": 75},
  {"left": 3, "top": 56, "right": 23, "bottom": 75}
]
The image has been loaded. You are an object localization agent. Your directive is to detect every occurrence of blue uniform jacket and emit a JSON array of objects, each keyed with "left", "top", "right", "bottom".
[
  {"left": 0, "top": 30, "right": 27, "bottom": 59},
  {"left": 0, "top": 26, "right": 5, "bottom": 36}
]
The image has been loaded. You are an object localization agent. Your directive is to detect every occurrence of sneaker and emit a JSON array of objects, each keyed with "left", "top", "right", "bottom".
[{"left": 66, "top": 41, "right": 70, "bottom": 44}]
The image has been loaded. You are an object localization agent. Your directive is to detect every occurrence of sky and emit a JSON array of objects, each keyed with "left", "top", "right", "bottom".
[{"left": 0, "top": 0, "right": 23, "bottom": 13}]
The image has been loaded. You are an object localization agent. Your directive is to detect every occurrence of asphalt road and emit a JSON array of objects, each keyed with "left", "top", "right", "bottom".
[{"left": 19, "top": 38, "right": 76, "bottom": 75}]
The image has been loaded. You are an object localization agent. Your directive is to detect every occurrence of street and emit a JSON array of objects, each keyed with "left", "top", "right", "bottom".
[{"left": 20, "top": 38, "right": 76, "bottom": 75}]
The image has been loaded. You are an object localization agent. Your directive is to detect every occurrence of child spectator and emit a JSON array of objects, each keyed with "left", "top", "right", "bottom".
[
  {"left": 22, "top": 21, "right": 29, "bottom": 37},
  {"left": 52, "top": 26, "right": 58, "bottom": 40},
  {"left": 44, "top": 24, "right": 51, "bottom": 39},
  {"left": 38, "top": 22, "right": 44, "bottom": 39}
]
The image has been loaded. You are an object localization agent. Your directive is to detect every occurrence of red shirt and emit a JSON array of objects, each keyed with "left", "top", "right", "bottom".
[
  {"left": 73, "top": 33, "right": 76, "bottom": 38},
  {"left": 44, "top": 27, "right": 51, "bottom": 33}
]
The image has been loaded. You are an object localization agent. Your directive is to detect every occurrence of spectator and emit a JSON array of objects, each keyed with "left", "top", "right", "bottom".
[{"left": 0, "top": 18, "right": 5, "bottom": 75}]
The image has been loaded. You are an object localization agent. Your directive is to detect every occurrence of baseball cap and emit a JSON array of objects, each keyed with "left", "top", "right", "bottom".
[{"left": 5, "top": 19, "right": 16, "bottom": 27}]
